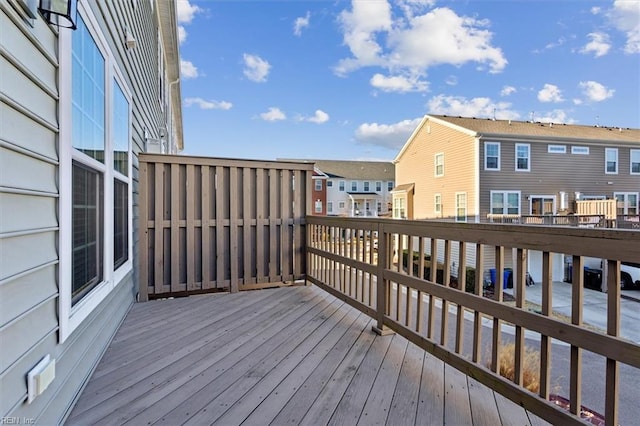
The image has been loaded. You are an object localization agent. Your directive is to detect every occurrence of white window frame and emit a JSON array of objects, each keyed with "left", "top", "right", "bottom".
[
  {"left": 484, "top": 141, "right": 500, "bottom": 171},
  {"left": 326, "top": 180, "right": 333, "bottom": 187},
  {"left": 614, "top": 192, "right": 639, "bottom": 216},
  {"left": 548, "top": 145, "right": 566, "bottom": 154},
  {"left": 314, "top": 179, "right": 322, "bottom": 191},
  {"left": 455, "top": 192, "right": 467, "bottom": 223},
  {"left": 529, "top": 195, "right": 556, "bottom": 215},
  {"left": 338, "top": 201, "right": 345, "bottom": 209},
  {"left": 515, "top": 143, "right": 530, "bottom": 172},
  {"left": 434, "top": 193, "right": 442, "bottom": 217},
  {"left": 376, "top": 181, "right": 382, "bottom": 192},
  {"left": 571, "top": 146, "right": 589, "bottom": 155},
  {"left": 339, "top": 181, "right": 345, "bottom": 191},
  {"left": 605, "top": 148, "right": 618, "bottom": 174},
  {"left": 58, "top": 3, "right": 133, "bottom": 343},
  {"left": 630, "top": 149, "right": 640, "bottom": 175},
  {"left": 351, "top": 181, "right": 357, "bottom": 191},
  {"left": 387, "top": 181, "right": 394, "bottom": 191},
  {"left": 435, "top": 153, "right": 444, "bottom": 177},
  {"left": 315, "top": 199, "right": 322, "bottom": 213},
  {"left": 364, "top": 181, "right": 370, "bottom": 192},
  {"left": 490, "top": 190, "right": 521, "bottom": 215},
  {"left": 327, "top": 201, "right": 333, "bottom": 213}
]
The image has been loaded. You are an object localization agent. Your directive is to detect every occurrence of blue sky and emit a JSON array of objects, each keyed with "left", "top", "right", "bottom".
[{"left": 176, "top": 0, "right": 640, "bottom": 161}]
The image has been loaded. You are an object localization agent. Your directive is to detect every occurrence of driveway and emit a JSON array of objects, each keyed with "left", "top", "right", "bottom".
[{"left": 504, "top": 280, "right": 640, "bottom": 344}]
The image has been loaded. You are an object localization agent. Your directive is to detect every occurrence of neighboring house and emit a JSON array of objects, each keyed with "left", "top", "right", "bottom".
[
  {"left": 285, "top": 160, "right": 395, "bottom": 217},
  {"left": 311, "top": 167, "right": 328, "bottom": 215},
  {"left": 394, "top": 114, "right": 640, "bottom": 282},
  {"left": 0, "top": 0, "right": 182, "bottom": 423}
]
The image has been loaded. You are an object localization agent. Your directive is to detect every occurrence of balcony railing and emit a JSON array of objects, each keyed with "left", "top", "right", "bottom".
[{"left": 306, "top": 216, "right": 640, "bottom": 425}]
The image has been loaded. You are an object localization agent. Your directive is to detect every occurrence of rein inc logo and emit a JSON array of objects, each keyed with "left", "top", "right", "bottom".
[{"left": 0, "top": 419, "right": 35, "bottom": 425}]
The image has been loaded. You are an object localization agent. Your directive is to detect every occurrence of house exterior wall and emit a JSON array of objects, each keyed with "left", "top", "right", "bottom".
[
  {"left": 0, "top": 0, "right": 179, "bottom": 422},
  {"left": 312, "top": 176, "right": 327, "bottom": 215},
  {"left": 479, "top": 136, "right": 640, "bottom": 218},
  {"left": 395, "top": 118, "right": 477, "bottom": 222},
  {"left": 326, "top": 178, "right": 395, "bottom": 217}
]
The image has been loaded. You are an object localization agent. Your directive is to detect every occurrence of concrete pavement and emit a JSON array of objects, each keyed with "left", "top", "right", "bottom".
[{"left": 504, "top": 280, "right": 640, "bottom": 344}]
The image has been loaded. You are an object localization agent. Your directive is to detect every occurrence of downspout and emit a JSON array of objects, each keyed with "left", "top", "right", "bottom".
[
  {"left": 167, "top": 77, "right": 180, "bottom": 153},
  {"left": 347, "top": 193, "right": 355, "bottom": 217}
]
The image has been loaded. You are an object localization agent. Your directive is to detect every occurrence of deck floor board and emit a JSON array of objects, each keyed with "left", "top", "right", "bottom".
[{"left": 67, "top": 286, "right": 551, "bottom": 426}]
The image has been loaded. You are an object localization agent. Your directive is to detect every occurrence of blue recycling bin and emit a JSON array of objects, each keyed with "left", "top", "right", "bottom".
[{"left": 489, "top": 268, "right": 512, "bottom": 289}]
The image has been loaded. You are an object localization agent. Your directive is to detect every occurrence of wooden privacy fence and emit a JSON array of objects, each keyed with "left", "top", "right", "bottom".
[
  {"left": 576, "top": 199, "right": 616, "bottom": 220},
  {"left": 306, "top": 216, "right": 640, "bottom": 425},
  {"left": 138, "top": 154, "right": 313, "bottom": 300}
]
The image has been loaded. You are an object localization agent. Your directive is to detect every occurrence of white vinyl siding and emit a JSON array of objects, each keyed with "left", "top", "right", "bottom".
[{"left": 484, "top": 142, "right": 500, "bottom": 170}]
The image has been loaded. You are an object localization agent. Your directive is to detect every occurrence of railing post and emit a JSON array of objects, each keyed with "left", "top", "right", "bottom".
[{"left": 373, "top": 222, "right": 394, "bottom": 336}]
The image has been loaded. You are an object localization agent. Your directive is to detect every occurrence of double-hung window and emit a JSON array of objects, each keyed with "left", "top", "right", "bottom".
[
  {"left": 485, "top": 142, "right": 500, "bottom": 170},
  {"left": 615, "top": 193, "right": 638, "bottom": 216},
  {"left": 631, "top": 150, "right": 640, "bottom": 175},
  {"left": 376, "top": 181, "right": 382, "bottom": 191},
  {"left": 491, "top": 191, "right": 520, "bottom": 215},
  {"left": 435, "top": 153, "right": 444, "bottom": 177},
  {"left": 60, "top": 7, "right": 132, "bottom": 342},
  {"left": 515, "top": 143, "right": 530, "bottom": 171},
  {"left": 388, "top": 181, "right": 394, "bottom": 191},
  {"left": 351, "top": 181, "right": 358, "bottom": 191},
  {"left": 605, "top": 148, "right": 618, "bottom": 174},
  {"left": 364, "top": 181, "right": 370, "bottom": 191},
  {"left": 339, "top": 181, "right": 345, "bottom": 191},
  {"left": 314, "top": 179, "right": 322, "bottom": 191},
  {"left": 455, "top": 193, "right": 467, "bottom": 222},
  {"left": 434, "top": 193, "right": 442, "bottom": 217}
]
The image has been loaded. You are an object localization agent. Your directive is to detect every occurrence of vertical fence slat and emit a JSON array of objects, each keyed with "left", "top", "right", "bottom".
[
  {"left": 605, "top": 259, "right": 620, "bottom": 426},
  {"left": 229, "top": 167, "right": 239, "bottom": 292},
  {"left": 281, "top": 169, "right": 292, "bottom": 282},
  {"left": 186, "top": 164, "right": 195, "bottom": 291},
  {"left": 570, "top": 255, "right": 583, "bottom": 415},
  {"left": 170, "top": 164, "right": 180, "bottom": 292},
  {"left": 138, "top": 160, "right": 149, "bottom": 301},
  {"left": 201, "top": 166, "right": 211, "bottom": 289},
  {"left": 440, "top": 239, "right": 451, "bottom": 346},
  {"left": 539, "top": 251, "right": 552, "bottom": 399},
  {"left": 269, "top": 169, "right": 278, "bottom": 280},
  {"left": 154, "top": 163, "right": 164, "bottom": 296},
  {"left": 514, "top": 248, "right": 527, "bottom": 387},
  {"left": 256, "top": 168, "right": 266, "bottom": 283},
  {"left": 216, "top": 166, "right": 225, "bottom": 289},
  {"left": 491, "top": 246, "right": 504, "bottom": 373},
  {"left": 472, "top": 243, "right": 484, "bottom": 363},
  {"left": 427, "top": 238, "right": 437, "bottom": 340},
  {"left": 455, "top": 241, "right": 466, "bottom": 354}
]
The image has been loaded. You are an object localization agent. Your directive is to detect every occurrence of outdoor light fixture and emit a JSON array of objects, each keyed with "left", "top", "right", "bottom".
[
  {"left": 39, "top": 0, "right": 78, "bottom": 30},
  {"left": 125, "top": 27, "right": 137, "bottom": 49}
]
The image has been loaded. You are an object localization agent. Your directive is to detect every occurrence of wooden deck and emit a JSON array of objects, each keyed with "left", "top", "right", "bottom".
[{"left": 66, "top": 285, "right": 549, "bottom": 425}]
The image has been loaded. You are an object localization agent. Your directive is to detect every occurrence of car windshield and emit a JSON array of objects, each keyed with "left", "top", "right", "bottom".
[{"left": 621, "top": 261, "right": 640, "bottom": 269}]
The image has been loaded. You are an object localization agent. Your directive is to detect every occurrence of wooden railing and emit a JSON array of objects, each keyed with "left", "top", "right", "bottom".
[
  {"left": 306, "top": 216, "right": 640, "bottom": 425},
  {"left": 138, "top": 154, "right": 313, "bottom": 300},
  {"left": 487, "top": 214, "right": 608, "bottom": 227}
]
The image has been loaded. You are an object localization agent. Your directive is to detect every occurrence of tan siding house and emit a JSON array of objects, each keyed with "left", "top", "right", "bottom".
[
  {"left": 394, "top": 115, "right": 640, "bottom": 282},
  {"left": 0, "top": 0, "right": 182, "bottom": 422}
]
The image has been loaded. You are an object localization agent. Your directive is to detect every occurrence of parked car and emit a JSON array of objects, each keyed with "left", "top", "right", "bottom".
[{"left": 620, "top": 261, "right": 640, "bottom": 289}]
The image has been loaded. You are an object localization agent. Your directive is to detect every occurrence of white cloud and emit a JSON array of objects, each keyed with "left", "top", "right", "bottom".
[
  {"left": 260, "top": 107, "right": 286, "bottom": 122},
  {"left": 500, "top": 85, "right": 516, "bottom": 96},
  {"left": 608, "top": 0, "right": 640, "bottom": 54},
  {"left": 536, "top": 109, "right": 576, "bottom": 124},
  {"left": 178, "top": 26, "right": 187, "bottom": 44},
  {"left": 427, "top": 95, "right": 520, "bottom": 120},
  {"left": 176, "top": 0, "right": 202, "bottom": 24},
  {"left": 355, "top": 118, "right": 423, "bottom": 149},
  {"left": 580, "top": 32, "right": 611, "bottom": 57},
  {"left": 243, "top": 54, "right": 271, "bottom": 82},
  {"left": 370, "top": 73, "right": 429, "bottom": 93},
  {"left": 294, "top": 12, "right": 311, "bottom": 36},
  {"left": 591, "top": 6, "right": 602, "bottom": 15},
  {"left": 578, "top": 80, "right": 615, "bottom": 102},
  {"left": 445, "top": 75, "right": 458, "bottom": 86},
  {"left": 300, "top": 110, "right": 330, "bottom": 124},
  {"left": 180, "top": 59, "right": 199, "bottom": 79},
  {"left": 335, "top": 2, "right": 507, "bottom": 81},
  {"left": 537, "top": 84, "right": 564, "bottom": 103},
  {"left": 184, "top": 97, "right": 232, "bottom": 110}
]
